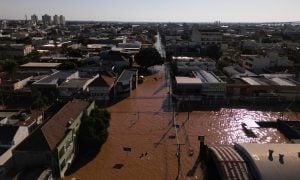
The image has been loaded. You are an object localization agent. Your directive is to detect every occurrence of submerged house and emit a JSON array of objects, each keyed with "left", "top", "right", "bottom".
[
  {"left": 114, "top": 69, "right": 138, "bottom": 98},
  {"left": 88, "top": 74, "right": 115, "bottom": 101}
]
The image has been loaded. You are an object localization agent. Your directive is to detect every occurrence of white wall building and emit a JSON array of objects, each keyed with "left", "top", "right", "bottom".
[
  {"left": 241, "top": 52, "right": 293, "bottom": 74},
  {"left": 31, "top": 14, "right": 38, "bottom": 26},
  {"left": 191, "top": 27, "right": 222, "bottom": 49},
  {"left": 59, "top": 15, "right": 66, "bottom": 26},
  {"left": 173, "top": 56, "right": 216, "bottom": 72},
  {"left": 53, "top": 15, "right": 60, "bottom": 25}
]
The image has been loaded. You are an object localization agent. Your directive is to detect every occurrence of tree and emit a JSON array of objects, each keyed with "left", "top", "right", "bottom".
[
  {"left": 205, "top": 45, "right": 222, "bottom": 60},
  {"left": 30, "top": 88, "right": 47, "bottom": 109},
  {"left": 217, "top": 60, "right": 230, "bottom": 70},
  {"left": 16, "top": 37, "right": 32, "bottom": 45},
  {"left": 78, "top": 107, "right": 111, "bottom": 150},
  {"left": 0, "top": 60, "right": 18, "bottom": 77},
  {"left": 26, "top": 50, "right": 41, "bottom": 61},
  {"left": 135, "top": 48, "right": 163, "bottom": 69},
  {"left": 66, "top": 48, "right": 83, "bottom": 58}
]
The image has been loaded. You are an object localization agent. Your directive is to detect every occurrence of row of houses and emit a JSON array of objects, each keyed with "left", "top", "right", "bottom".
[
  {"left": 174, "top": 71, "right": 300, "bottom": 102},
  {"left": 172, "top": 56, "right": 300, "bottom": 102},
  {"left": 0, "top": 62, "right": 139, "bottom": 102}
]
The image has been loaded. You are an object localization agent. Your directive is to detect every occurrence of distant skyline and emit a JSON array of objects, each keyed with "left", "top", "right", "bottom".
[{"left": 1, "top": 0, "right": 300, "bottom": 22}]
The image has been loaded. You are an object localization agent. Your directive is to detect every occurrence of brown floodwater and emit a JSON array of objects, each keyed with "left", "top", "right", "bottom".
[{"left": 65, "top": 65, "right": 300, "bottom": 180}]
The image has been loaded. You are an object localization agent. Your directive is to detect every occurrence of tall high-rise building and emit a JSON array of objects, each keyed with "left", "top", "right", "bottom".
[
  {"left": 1, "top": 20, "right": 8, "bottom": 29},
  {"left": 59, "top": 15, "right": 66, "bottom": 26},
  {"left": 42, "top": 14, "right": 52, "bottom": 25},
  {"left": 53, "top": 15, "right": 60, "bottom": 25},
  {"left": 31, "top": 14, "right": 38, "bottom": 26}
]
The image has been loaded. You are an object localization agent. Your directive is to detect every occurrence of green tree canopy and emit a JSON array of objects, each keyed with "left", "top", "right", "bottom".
[
  {"left": 135, "top": 48, "right": 163, "bottom": 69},
  {"left": 0, "top": 60, "right": 18, "bottom": 74},
  {"left": 78, "top": 108, "right": 111, "bottom": 150},
  {"left": 66, "top": 48, "right": 83, "bottom": 58},
  {"left": 205, "top": 45, "right": 222, "bottom": 60}
]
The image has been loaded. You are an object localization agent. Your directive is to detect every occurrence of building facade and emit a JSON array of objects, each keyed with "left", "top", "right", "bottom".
[
  {"left": 59, "top": 15, "right": 66, "bottom": 26},
  {"left": 31, "top": 14, "right": 38, "bottom": 26},
  {"left": 12, "top": 100, "right": 95, "bottom": 179},
  {"left": 191, "top": 27, "right": 223, "bottom": 49},
  {"left": 42, "top": 14, "right": 51, "bottom": 26},
  {"left": 53, "top": 15, "right": 60, "bottom": 25}
]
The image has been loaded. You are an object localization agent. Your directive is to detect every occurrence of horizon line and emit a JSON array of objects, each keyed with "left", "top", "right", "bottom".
[{"left": 1, "top": 18, "right": 300, "bottom": 24}]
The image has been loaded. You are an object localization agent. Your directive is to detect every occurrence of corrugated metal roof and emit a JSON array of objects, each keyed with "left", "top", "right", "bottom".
[
  {"left": 175, "top": 76, "right": 202, "bottom": 84},
  {"left": 210, "top": 145, "right": 250, "bottom": 180},
  {"left": 241, "top": 77, "right": 261, "bottom": 86},
  {"left": 270, "top": 77, "right": 296, "bottom": 86}
]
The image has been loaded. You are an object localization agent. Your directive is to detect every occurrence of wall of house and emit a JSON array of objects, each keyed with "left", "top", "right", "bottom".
[
  {"left": 89, "top": 86, "right": 111, "bottom": 100},
  {"left": 12, "top": 151, "right": 53, "bottom": 172},
  {"left": 56, "top": 129, "right": 76, "bottom": 178},
  {"left": 55, "top": 101, "right": 94, "bottom": 178}
]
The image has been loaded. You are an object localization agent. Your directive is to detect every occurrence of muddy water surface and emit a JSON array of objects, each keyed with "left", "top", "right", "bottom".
[{"left": 66, "top": 65, "right": 299, "bottom": 180}]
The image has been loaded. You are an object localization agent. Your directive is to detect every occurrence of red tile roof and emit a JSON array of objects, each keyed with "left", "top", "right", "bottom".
[
  {"left": 15, "top": 99, "right": 91, "bottom": 151},
  {"left": 41, "top": 99, "right": 90, "bottom": 150}
]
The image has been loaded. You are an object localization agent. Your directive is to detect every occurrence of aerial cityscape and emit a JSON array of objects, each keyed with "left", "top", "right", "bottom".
[{"left": 0, "top": 0, "right": 300, "bottom": 180}]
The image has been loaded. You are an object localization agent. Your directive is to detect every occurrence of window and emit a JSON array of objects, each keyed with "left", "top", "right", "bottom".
[
  {"left": 60, "top": 159, "right": 66, "bottom": 169},
  {"left": 59, "top": 148, "right": 65, "bottom": 158}
]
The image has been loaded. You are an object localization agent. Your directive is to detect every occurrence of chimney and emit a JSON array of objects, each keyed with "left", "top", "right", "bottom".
[
  {"left": 279, "top": 154, "right": 284, "bottom": 164},
  {"left": 268, "top": 149, "right": 274, "bottom": 161}
]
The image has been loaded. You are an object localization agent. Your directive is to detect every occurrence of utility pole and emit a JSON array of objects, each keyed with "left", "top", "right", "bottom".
[{"left": 176, "top": 144, "right": 181, "bottom": 180}]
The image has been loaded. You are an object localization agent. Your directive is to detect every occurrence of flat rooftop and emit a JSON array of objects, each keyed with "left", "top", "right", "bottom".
[
  {"left": 173, "top": 56, "right": 215, "bottom": 62},
  {"left": 35, "top": 71, "right": 76, "bottom": 84},
  {"left": 59, "top": 79, "right": 90, "bottom": 88},
  {"left": 175, "top": 76, "right": 202, "bottom": 84},
  {"left": 21, "top": 62, "right": 62, "bottom": 68}
]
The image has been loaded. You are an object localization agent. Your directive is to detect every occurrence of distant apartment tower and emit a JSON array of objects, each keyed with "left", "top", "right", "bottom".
[
  {"left": 59, "top": 15, "right": 66, "bottom": 26},
  {"left": 1, "top": 20, "right": 7, "bottom": 29},
  {"left": 53, "top": 15, "right": 60, "bottom": 25},
  {"left": 31, "top": 14, "right": 38, "bottom": 26},
  {"left": 42, "top": 14, "right": 52, "bottom": 25}
]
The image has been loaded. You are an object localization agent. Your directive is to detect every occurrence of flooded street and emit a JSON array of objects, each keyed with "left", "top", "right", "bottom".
[{"left": 66, "top": 65, "right": 300, "bottom": 180}]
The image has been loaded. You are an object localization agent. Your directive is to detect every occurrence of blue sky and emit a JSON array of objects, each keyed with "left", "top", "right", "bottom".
[{"left": 1, "top": 0, "right": 300, "bottom": 22}]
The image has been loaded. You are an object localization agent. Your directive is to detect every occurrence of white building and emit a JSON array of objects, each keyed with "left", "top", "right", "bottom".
[
  {"left": 0, "top": 44, "right": 33, "bottom": 59},
  {"left": 59, "top": 15, "right": 66, "bottom": 26},
  {"left": 1, "top": 20, "right": 7, "bottom": 29},
  {"left": 173, "top": 56, "right": 216, "bottom": 73},
  {"left": 191, "top": 27, "right": 222, "bottom": 49},
  {"left": 31, "top": 14, "right": 38, "bottom": 26},
  {"left": 175, "top": 70, "right": 226, "bottom": 97},
  {"left": 241, "top": 52, "right": 293, "bottom": 74},
  {"left": 53, "top": 15, "right": 60, "bottom": 25}
]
